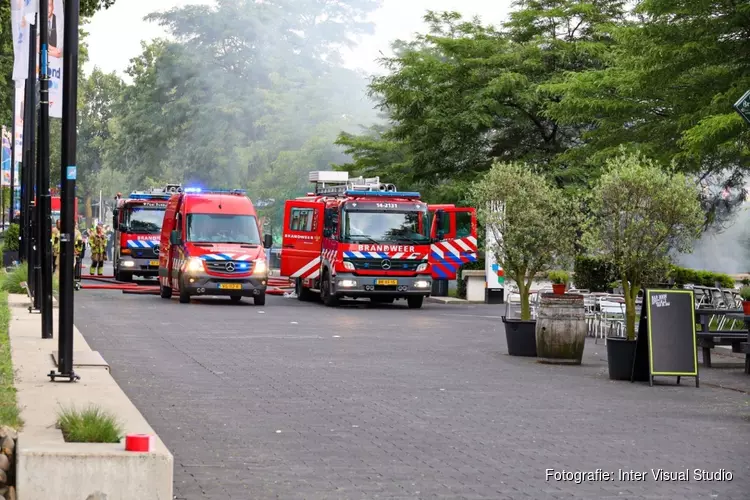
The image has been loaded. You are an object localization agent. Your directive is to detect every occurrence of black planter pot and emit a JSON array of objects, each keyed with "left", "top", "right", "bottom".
[
  {"left": 2, "top": 250, "right": 18, "bottom": 267},
  {"left": 502, "top": 316, "right": 537, "bottom": 357},
  {"left": 606, "top": 337, "right": 649, "bottom": 381}
]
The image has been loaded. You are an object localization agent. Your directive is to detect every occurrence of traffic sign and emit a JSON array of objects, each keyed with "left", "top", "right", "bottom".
[{"left": 733, "top": 89, "right": 750, "bottom": 125}]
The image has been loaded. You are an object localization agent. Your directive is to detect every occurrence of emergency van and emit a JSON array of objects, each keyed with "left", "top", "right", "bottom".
[
  {"left": 158, "top": 188, "right": 273, "bottom": 305},
  {"left": 112, "top": 186, "right": 178, "bottom": 281},
  {"left": 280, "top": 171, "right": 477, "bottom": 308}
]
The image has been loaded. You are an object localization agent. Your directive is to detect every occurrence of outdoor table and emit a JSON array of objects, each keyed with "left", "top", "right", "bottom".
[
  {"left": 726, "top": 313, "right": 750, "bottom": 374},
  {"left": 694, "top": 309, "right": 749, "bottom": 371}
]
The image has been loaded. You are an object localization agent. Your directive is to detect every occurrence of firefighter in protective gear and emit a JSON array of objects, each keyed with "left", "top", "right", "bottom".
[
  {"left": 51, "top": 219, "right": 61, "bottom": 274},
  {"left": 89, "top": 224, "right": 107, "bottom": 275}
]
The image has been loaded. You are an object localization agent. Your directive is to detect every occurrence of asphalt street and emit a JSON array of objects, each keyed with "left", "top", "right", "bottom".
[{"left": 73, "top": 281, "right": 750, "bottom": 500}]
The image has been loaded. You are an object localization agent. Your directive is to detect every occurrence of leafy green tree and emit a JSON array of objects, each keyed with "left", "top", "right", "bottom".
[
  {"left": 546, "top": 0, "right": 750, "bottom": 227},
  {"left": 584, "top": 151, "right": 704, "bottom": 339},
  {"left": 470, "top": 161, "right": 577, "bottom": 320}
]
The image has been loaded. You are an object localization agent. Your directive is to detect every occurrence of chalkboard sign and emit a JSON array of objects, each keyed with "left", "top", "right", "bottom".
[{"left": 632, "top": 289, "right": 699, "bottom": 387}]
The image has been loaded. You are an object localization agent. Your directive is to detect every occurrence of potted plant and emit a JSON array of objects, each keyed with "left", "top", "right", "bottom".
[
  {"left": 548, "top": 270, "right": 569, "bottom": 294},
  {"left": 471, "top": 161, "right": 576, "bottom": 357},
  {"left": 2, "top": 223, "right": 20, "bottom": 267},
  {"left": 740, "top": 287, "right": 750, "bottom": 315},
  {"left": 585, "top": 151, "right": 704, "bottom": 381}
]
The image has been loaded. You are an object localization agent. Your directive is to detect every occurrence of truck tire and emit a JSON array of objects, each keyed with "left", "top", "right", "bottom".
[
  {"left": 296, "top": 278, "right": 315, "bottom": 302},
  {"left": 116, "top": 269, "right": 132, "bottom": 282},
  {"left": 178, "top": 275, "right": 190, "bottom": 304},
  {"left": 160, "top": 284, "right": 172, "bottom": 299},
  {"left": 320, "top": 271, "right": 339, "bottom": 307},
  {"left": 407, "top": 296, "right": 424, "bottom": 309},
  {"left": 254, "top": 292, "right": 266, "bottom": 306}
]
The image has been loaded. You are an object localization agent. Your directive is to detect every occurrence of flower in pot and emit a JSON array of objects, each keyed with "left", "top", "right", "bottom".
[
  {"left": 740, "top": 287, "right": 750, "bottom": 315},
  {"left": 471, "top": 161, "right": 576, "bottom": 357},
  {"left": 585, "top": 151, "right": 703, "bottom": 380},
  {"left": 548, "top": 270, "right": 569, "bottom": 294}
]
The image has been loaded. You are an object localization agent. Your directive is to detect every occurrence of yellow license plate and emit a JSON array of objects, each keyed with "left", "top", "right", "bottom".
[
  {"left": 149, "top": 260, "right": 159, "bottom": 266},
  {"left": 376, "top": 279, "right": 398, "bottom": 285},
  {"left": 219, "top": 283, "right": 242, "bottom": 290}
]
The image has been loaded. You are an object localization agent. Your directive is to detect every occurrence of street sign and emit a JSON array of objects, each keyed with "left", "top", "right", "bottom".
[{"left": 733, "top": 89, "right": 750, "bottom": 125}]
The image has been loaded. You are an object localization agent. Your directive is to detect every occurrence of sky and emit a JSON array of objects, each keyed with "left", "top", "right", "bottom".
[{"left": 83, "top": 0, "right": 513, "bottom": 78}]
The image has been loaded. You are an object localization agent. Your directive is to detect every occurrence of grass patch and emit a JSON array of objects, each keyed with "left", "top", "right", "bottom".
[
  {"left": 0, "top": 262, "right": 28, "bottom": 294},
  {"left": 0, "top": 292, "right": 21, "bottom": 428},
  {"left": 56, "top": 405, "right": 123, "bottom": 443}
]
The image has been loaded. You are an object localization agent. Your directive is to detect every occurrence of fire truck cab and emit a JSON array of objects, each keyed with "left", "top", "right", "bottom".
[
  {"left": 112, "top": 185, "right": 178, "bottom": 281},
  {"left": 280, "top": 171, "right": 478, "bottom": 308},
  {"left": 158, "top": 188, "right": 273, "bottom": 305}
]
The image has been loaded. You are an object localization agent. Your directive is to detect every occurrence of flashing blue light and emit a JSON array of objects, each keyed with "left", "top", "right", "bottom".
[
  {"left": 184, "top": 188, "right": 247, "bottom": 195},
  {"left": 237, "top": 262, "right": 249, "bottom": 270},
  {"left": 184, "top": 187, "right": 202, "bottom": 193},
  {"left": 129, "top": 192, "right": 171, "bottom": 200},
  {"left": 345, "top": 190, "right": 421, "bottom": 198}
]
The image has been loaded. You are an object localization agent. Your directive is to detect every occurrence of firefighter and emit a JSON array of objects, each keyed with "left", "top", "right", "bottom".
[
  {"left": 74, "top": 223, "right": 84, "bottom": 276},
  {"left": 51, "top": 219, "right": 61, "bottom": 273},
  {"left": 89, "top": 224, "right": 107, "bottom": 276}
]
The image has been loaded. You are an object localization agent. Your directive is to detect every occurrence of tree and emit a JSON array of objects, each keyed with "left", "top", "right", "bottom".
[
  {"left": 546, "top": 0, "right": 750, "bottom": 228},
  {"left": 335, "top": 2, "right": 625, "bottom": 197},
  {"left": 470, "top": 161, "right": 577, "bottom": 320},
  {"left": 584, "top": 151, "right": 704, "bottom": 339}
]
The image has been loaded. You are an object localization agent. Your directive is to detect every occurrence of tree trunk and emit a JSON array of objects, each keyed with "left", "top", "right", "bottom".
[
  {"left": 622, "top": 277, "right": 638, "bottom": 340},
  {"left": 520, "top": 282, "right": 531, "bottom": 321}
]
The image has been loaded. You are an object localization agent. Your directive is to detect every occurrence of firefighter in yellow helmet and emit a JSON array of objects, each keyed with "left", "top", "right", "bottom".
[
  {"left": 51, "top": 219, "right": 61, "bottom": 274},
  {"left": 89, "top": 224, "right": 107, "bottom": 276}
]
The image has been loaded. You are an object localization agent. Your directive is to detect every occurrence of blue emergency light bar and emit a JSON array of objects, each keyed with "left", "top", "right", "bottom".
[
  {"left": 183, "top": 187, "right": 247, "bottom": 195},
  {"left": 345, "top": 190, "right": 421, "bottom": 199},
  {"left": 128, "top": 192, "right": 172, "bottom": 200}
]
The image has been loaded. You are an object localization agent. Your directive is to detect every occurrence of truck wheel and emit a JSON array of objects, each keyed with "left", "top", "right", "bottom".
[
  {"left": 160, "top": 285, "right": 172, "bottom": 299},
  {"left": 254, "top": 292, "right": 266, "bottom": 306},
  {"left": 116, "top": 269, "right": 132, "bottom": 282},
  {"left": 296, "top": 278, "right": 315, "bottom": 301},
  {"left": 320, "top": 271, "right": 339, "bottom": 307},
  {"left": 178, "top": 275, "right": 190, "bottom": 303},
  {"left": 407, "top": 296, "right": 424, "bottom": 309}
]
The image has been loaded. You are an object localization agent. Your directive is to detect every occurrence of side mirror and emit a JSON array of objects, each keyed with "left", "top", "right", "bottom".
[
  {"left": 430, "top": 209, "right": 445, "bottom": 240},
  {"left": 263, "top": 234, "right": 273, "bottom": 248},
  {"left": 170, "top": 230, "right": 182, "bottom": 245},
  {"left": 323, "top": 229, "right": 332, "bottom": 238}
]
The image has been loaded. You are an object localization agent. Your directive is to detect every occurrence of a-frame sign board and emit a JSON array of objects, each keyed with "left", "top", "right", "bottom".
[{"left": 631, "top": 289, "right": 699, "bottom": 387}]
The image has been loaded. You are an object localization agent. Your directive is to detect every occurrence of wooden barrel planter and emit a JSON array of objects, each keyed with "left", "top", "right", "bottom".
[{"left": 535, "top": 293, "right": 587, "bottom": 364}]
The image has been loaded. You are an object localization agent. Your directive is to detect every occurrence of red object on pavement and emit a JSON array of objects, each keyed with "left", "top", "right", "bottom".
[{"left": 125, "top": 434, "right": 153, "bottom": 452}]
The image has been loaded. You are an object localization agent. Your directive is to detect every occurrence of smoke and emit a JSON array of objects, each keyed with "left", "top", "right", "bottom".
[{"left": 675, "top": 203, "right": 750, "bottom": 274}]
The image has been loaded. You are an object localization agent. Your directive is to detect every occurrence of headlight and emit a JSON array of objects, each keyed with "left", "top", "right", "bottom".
[
  {"left": 414, "top": 280, "right": 431, "bottom": 288},
  {"left": 416, "top": 262, "right": 428, "bottom": 272},
  {"left": 185, "top": 257, "right": 204, "bottom": 272},
  {"left": 122, "top": 261, "right": 135, "bottom": 268},
  {"left": 253, "top": 260, "right": 267, "bottom": 275},
  {"left": 343, "top": 261, "right": 354, "bottom": 270},
  {"left": 338, "top": 279, "right": 357, "bottom": 287}
]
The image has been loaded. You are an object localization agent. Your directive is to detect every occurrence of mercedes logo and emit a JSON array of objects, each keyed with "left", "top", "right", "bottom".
[
  {"left": 225, "top": 262, "right": 236, "bottom": 272},
  {"left": 380, "top": 259, "right": 392, "bottom": 270},
  {"left": 153, "top": 245, "right": 159, "bottom": 255}
]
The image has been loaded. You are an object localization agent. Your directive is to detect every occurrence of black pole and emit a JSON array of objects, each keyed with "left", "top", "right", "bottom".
[
  {"left": 38, "top": 0, "right": 53, "bottom": 338},
  {"left": 20, "top": 20, "right": 37, "bottom": 266},
  {"left": 9, "top": 88, "right": 17, "bottom": 226},
  {"left": 52, "top": 0, "right": 80, "bottom": 382}
]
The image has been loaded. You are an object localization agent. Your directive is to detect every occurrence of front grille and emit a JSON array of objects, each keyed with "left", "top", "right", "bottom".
[
  {"left": 131, "top": 247, "right": 159, "bottom": 259},
  {"left": 347, "top": 258, "right": 424, "bottom": 271},
  {"left": 204, "top": 260, "right": 253, "bottom": 274}
]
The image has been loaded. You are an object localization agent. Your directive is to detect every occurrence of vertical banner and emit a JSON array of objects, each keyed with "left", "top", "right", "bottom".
[
  {"left": 1, "top": 127, "right": 11, "bottom": 187},
  {"left": 485, "top": 200, "right": 505, "bottom": 290},
  {"left": 13, "top": 87, "right": 24, "bottom": 186},
  {"left": 11, "top": 0, "right": 30, "bottom": 82},
  {"left": 41, "top": 0, "right": 64, "bottom": 117}
]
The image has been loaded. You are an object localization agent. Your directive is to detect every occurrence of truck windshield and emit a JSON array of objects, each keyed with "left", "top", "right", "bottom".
[
  {"left": 124, "top": 207, "right": 165, "bottom": 234},
  {"left": 341, "top": 210, "right": 429, "bottom": 244},
  {"left": 186, "top": 214, "right": 261, "bottom": 244}
]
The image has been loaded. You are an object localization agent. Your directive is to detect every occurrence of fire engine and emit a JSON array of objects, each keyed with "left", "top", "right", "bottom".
[
  {"left": 49, "top": 195, "right": 79, "bottom": 225},
  {"left": 112, "top": 185, "right": 180, "bottom": 281},
  {"left": 280, "top": 171, "right": 478, "bottom": 308}
]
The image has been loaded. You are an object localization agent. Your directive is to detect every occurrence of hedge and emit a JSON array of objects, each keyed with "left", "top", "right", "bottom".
[{"left": 573, "top": 255, "right": 736, "bottom": 291}]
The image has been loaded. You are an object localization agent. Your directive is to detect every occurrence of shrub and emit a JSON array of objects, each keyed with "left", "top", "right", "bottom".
[
  {"left": 741, "top": 287, "right": 750, "bottom": 301},
  {"left": 548, "top": 270, "right": 569, "bottom": 284},
  {"left": 3, "top": 224, "right": 19, "bottom": 252},
  {"left": 667, "top": 266, "right": 735, "bottom": 289},
  {"left": 573, "top": 255, "right": 618, "bottom": 292},
  {"left": 56, "top": 405, "right": 123, "bottom": 443},
  {"left": 456, "top": 259, "right": 485, "bottom": 299},
  {"left": 0, "top": 263, "right": 28, "bottom": 294}
]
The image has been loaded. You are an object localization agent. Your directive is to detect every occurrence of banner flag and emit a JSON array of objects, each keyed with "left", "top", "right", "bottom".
[{"left": 1, "top": 127, "right": 11, "bottom": 187}]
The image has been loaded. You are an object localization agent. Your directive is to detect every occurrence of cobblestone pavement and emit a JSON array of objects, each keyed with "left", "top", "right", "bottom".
[{"left": 74, "top": 289, "right": 750, "bottom": 500}]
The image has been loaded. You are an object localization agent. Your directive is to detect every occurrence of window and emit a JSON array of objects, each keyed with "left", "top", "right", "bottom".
[
  {"left": 455, "top": 211, "right": 473, "bottom": 238},
  {"left": 289, "top": 208, "right": 316, "bottom": 232},
  {"left": 324, "top": 207, "right": 338, "bottom": 236},
  {"left": 341, "top": 209, "right": 429, "bottom": 243},
  {"left": 124, "top": 207, "right": 166, "bottom": 234},
  {"left": 186, "top": 214, "right": 261, "bottom": 244}
]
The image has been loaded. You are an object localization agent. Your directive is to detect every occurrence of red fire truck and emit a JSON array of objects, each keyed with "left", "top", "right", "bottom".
[
  {"left": 50, "top": 195, "right": 79, "bottom": 225},
  {"left": 280, "top": 171, "right": 478, "bottom": 308},
  {"left": 112, "top": 185, "right": 179, "bottom": 281}
]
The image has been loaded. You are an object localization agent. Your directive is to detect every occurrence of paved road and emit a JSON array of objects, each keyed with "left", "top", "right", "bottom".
[{"left": 74, "top": 285, "right": 750, "bottom": 500}]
